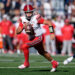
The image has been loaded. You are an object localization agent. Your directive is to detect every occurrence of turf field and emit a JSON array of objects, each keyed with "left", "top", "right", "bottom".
[{"left": 0, "top": 54, "right": 75, "bottom": 75}]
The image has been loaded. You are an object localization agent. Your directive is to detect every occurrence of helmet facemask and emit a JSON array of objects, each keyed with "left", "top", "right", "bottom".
[{"left": 25, "top": 11, "right": 33, "bottom": 21}]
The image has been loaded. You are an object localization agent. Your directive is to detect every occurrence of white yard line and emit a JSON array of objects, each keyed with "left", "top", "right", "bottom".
[
  {"left": 1, "top": 59, "right": 75, "bottom": 65},
  {"left": 0, "top": 66, "right": 75, "bottom": 69},
  {"left": 0, "top": 60, "right": 14, "bottom": 62}
]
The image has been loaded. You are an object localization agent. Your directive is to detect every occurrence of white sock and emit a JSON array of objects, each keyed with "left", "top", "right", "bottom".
[{"left": 17, "top": 49, "right": 21, "bottom": 54}]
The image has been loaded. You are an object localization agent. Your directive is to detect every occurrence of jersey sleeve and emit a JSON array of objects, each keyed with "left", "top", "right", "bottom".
[
  {"left": 19, "top": 22, "right": 23, "bottom": 29},
  {"left": 17, "top": 18, "right": 23, "bottom": 29},
  {"left": 36, "top": 14, "right": 44, "bottom": 24}
]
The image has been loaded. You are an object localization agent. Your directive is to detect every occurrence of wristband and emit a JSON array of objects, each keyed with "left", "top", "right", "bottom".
[{"left": 49, "top": 26, "right": 54, "bottom": 33}]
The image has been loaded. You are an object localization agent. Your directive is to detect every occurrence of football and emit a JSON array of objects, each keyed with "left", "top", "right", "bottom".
[{"left": 25, "top": 23, "right": 34, "bottom": 35}]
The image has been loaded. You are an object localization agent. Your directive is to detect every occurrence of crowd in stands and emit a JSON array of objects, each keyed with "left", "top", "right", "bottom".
[{"left": 0, "top": 0, "right": 75, "bottom": 56}]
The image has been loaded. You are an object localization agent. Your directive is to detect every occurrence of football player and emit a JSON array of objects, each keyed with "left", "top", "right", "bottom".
[{"left": 16, "top": 4, "right": 59, "bottom": 72}]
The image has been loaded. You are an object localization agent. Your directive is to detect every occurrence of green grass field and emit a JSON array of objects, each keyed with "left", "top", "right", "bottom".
[{"left": 0, "top": 53, "right": 75, "bottom": 75}]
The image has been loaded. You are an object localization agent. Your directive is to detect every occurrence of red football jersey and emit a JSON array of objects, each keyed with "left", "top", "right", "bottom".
[
  {"left": 0, "top": 20, "right": 12, "bottom": 35},
  {"left": 61, "top": 25, "right": 74, "bottom": 40}
]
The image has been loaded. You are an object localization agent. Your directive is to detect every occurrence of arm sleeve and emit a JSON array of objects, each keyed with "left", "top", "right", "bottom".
[
  {"left": 38, "top": 17, "right": 44, "bottom": 24},
  {"left": 18, "top": 18, "right": 23, "bottom": 29},
  {"left": 19, "top": 22, "right": 23, "bottom": 29}
]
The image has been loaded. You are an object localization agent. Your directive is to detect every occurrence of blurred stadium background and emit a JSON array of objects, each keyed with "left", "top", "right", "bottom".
[
  {"left": 0, "top": 0, "right": 75, "bottom": 55},
  {"left": 0, "top": 0, "right": 75, "bottom": 75}
]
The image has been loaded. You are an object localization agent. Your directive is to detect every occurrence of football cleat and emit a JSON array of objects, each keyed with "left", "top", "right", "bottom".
[
  {"left": 63, "top": 56, "right": 73, "bottom": 65},
  {"left": 18, "top": 63, "right": 29, "bottom": 69},
  {"left": 50, "top": 68, "right": 56, "bottom": 72},
  {"left": 51, "top": 60, "right": 59, "bottom": 72}
]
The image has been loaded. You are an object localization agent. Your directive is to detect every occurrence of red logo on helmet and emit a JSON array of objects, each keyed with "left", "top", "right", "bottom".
[{"left": 23, "top": 4, "right": 34, "bottom": 12}]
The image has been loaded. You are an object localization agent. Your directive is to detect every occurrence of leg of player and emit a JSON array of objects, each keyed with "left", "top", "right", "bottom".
[
  {"left": 18, "top": 44, "right": 30, "bottom": 69},
  {"left": 63, "top": 54, "right": 75, "bottom": 65},
  {"left": 23, "top": 48, "right": 30, "bottom": 67},
  {"left": 18, "top": 36, "right": 58, "bottom": 72},
  {"left": 34, "top": 42, "right": 59, "bottom": 72}
]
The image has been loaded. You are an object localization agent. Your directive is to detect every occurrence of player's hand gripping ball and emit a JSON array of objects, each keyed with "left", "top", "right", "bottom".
[{"left": 25, "top": 22, "right": 34, "bottom": 35}]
